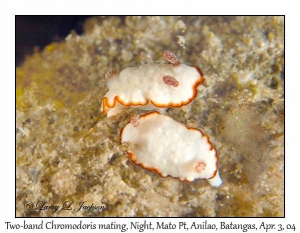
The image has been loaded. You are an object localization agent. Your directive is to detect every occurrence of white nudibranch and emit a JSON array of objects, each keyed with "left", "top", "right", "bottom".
[
  {"left": 101, "top": 51, "right": 204, "bottom": 117},
  {"left": 120, "top": 112, "right": 222, "bottom": 187}
]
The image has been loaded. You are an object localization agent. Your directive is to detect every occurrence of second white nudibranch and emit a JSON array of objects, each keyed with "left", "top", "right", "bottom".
[
  {"left": 101, "top": 51, "right": 204, "bottom": 117},
  {"left": 120, "top": 112, "right": 222, "bottom": 187}
]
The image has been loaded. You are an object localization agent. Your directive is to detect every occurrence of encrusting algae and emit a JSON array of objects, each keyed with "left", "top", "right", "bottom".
[{"left": 16, "top": 16, "right": 284, "bottom": 217}]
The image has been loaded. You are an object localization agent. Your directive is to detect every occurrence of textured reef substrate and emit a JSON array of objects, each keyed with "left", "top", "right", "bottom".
[{"left": 16, "top": 16, "right": 284, "bottom": 217}]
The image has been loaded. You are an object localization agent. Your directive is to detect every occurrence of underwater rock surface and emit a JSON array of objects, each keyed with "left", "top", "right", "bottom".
[{"left": 16, "top": 16, "right": 284, "bottom": 217}]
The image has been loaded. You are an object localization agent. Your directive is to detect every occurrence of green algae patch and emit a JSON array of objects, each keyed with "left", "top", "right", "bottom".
[
  {"left": 16, "top": 87, "right": 27, "bottom": 109},
  {"left": 17, "top": 60, "right": 89, "bottom": 110}
]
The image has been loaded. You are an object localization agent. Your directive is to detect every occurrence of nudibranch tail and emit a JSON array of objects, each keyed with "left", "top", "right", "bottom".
[{"left": 207, "top": 171, "right": 222, "bottom": 187}]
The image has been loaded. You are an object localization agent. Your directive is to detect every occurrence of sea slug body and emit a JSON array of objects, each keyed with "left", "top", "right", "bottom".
[
  {"left": 120, "top": 112, "right": 222, "bottom": 187},
  {"left": 101, "top": 51, "right": 204, "bottom": 117}
]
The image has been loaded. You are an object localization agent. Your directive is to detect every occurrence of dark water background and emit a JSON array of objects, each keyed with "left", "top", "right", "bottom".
[{"left": 16, "top": 16, "right": 91, "bottom": 66}]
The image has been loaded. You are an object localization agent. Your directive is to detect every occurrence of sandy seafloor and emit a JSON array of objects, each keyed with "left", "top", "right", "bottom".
[{"left": 16, "top": 16, "right": 284, "bottom": 217}]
